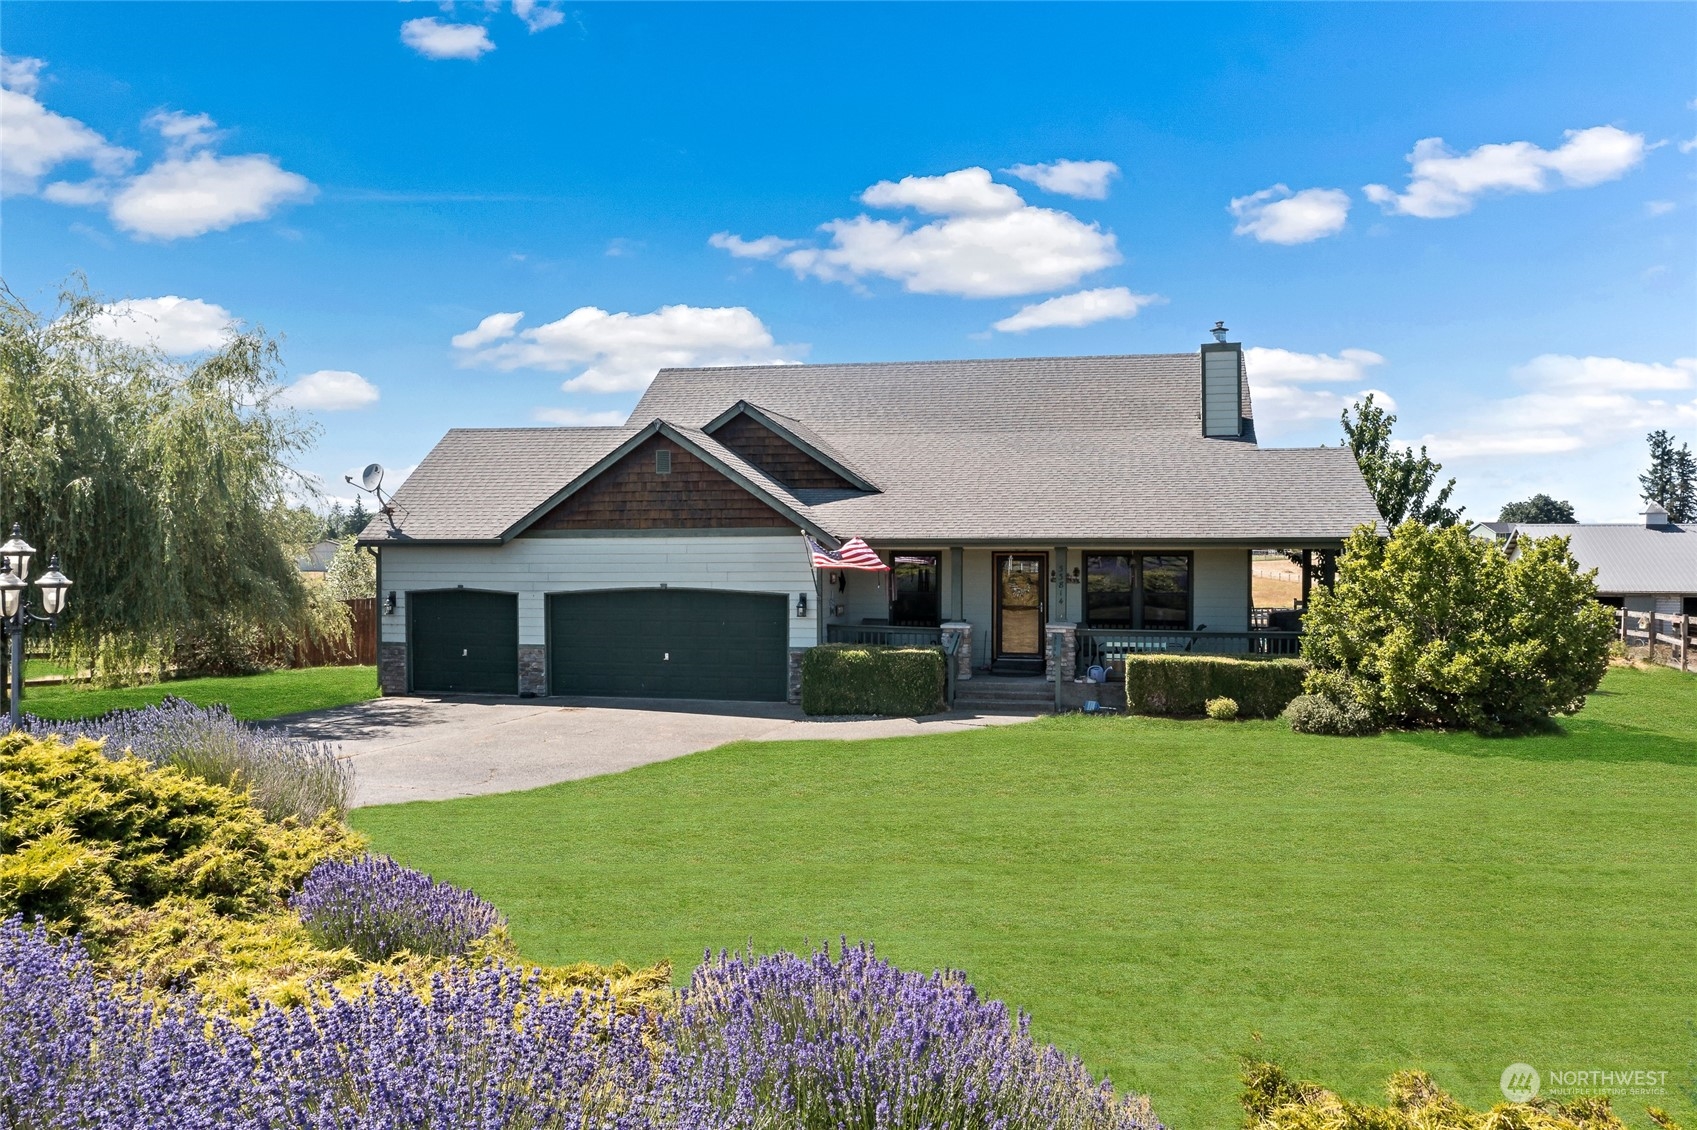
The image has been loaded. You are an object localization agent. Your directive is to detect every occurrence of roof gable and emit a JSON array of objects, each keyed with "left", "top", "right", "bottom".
[
  {"left": 522, "top": 432, "right": 794, "bottom": 533},
  {"left": 499, "top": 420, "right": 836, "bottom": 542},
  {"left": 703, "top": 401, "right": 879, "bottom": 492}
]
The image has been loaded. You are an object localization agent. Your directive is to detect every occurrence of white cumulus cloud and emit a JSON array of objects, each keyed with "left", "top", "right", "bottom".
[
  {"left": 992, "top": 287, "right": 1162, "bottom": 333},
  {"left": 733, "top": 166, "right": 1120, "bottom": 299},
  {"left": 1422, "top": 354, "right": 1696, "bottom": 461},
  {"left": 86, "top": 296, "right": 235, "bottom": 354},
  {"left": 281, "top": 370, "right": 381, "bottom": 411},
  {"left": 402, "top": 17, "right": 496, "bottom": 59},
  {"left": 0, "top": 56, "right": 135, "bottom": 196},
  {"left": 1365, "top": 126, "right": 1647, "bottom": 219},
  {"left": 860, "top": 167, "right": 1026, "bottom": 216},
  {"left": 6, "top": 66, "right": 314, "bottom": 240},
  {"left": 452, "top": 304, "right": 801, "bottom": 393},
  {"left": 109, "top": 150, "right": 315, "bottom": 239},
  {"left": 1229, "top": 185, "right": 1351, "bottom": 244},
  {"left": 1243, "top": 346, "right": 1391, "bottom": 439},
  {"left": 707, "top": 232, "right": 800, "bottom": 259},
  {"left": 513, "top": 0, "right": 566, "bottom": 32},
  {"left": 451, "top": 311, "right": 526, "bottom": 350},
  {"left": 1003, "top": 159, "right": 1120, "bottom": 200}
]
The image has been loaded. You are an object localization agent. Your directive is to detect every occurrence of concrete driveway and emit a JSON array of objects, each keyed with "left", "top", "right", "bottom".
[{"left": 273, "top": 696, "right": 1036, "bottom": 807}]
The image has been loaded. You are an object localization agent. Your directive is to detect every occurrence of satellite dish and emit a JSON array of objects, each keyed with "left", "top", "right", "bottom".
[{"left": 360, "top": 463, "right": 384, "bottom": 492}]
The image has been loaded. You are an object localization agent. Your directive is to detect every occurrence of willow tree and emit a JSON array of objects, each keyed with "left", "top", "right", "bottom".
[{"left": 0, "top": 281, "right": 319, "bottom": 677}]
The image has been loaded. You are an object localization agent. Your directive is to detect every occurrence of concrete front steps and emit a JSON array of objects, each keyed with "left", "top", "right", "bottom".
[{"left": 951, "top": 674, "right": 1053, "bottom": 713}]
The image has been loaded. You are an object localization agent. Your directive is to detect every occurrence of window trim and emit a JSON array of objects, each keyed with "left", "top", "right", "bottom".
[
  {"left": 1081, "top": 550, "right": 1194, "bottom": 631},
  {"left": 886, "top": 549, "right": 943, "bottom": 628}
]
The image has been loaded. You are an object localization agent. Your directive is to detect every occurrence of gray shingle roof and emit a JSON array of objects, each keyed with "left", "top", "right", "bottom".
[
  {"left": 1506, "top": 523, "right": 1697, "bottom": 595},
  {"left": 367, "top": 352, "right": 1380, "bottom": 545}
]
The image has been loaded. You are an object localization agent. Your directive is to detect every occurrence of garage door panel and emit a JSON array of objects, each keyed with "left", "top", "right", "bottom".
[
  {"left": 549, "top": 589, "right": 787, "bottom": 701},
  {"left": 411, "top": 590, "right": 519, "bottom": 695}
]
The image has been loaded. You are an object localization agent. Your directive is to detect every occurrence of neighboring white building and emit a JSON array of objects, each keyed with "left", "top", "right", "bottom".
[{"left": 1486, "top": 504, "right": 1697, "bottom": 617}]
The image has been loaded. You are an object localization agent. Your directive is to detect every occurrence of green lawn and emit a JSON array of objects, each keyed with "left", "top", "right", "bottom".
[
  {"left": 353, "top": 666, "right": 1697, "bottom": 1130},
  {"left": 21, "top": 664, "right": 379, "bottom": 721}
]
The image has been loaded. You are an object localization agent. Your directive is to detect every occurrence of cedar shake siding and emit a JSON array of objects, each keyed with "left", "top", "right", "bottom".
[
  {"left": 526, "top": 435, "right": 795, "bottom": 532},
  {"left": 710, "top": 413, "right": 860, "bottom": 491}
]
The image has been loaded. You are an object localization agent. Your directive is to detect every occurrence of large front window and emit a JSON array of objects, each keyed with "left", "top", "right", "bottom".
[
  {"left": 1083, "top": 553, "right": 1192, "bottom": 629},
  {"left": 889, "top": 552, "right": 941, "bottom": 626}
]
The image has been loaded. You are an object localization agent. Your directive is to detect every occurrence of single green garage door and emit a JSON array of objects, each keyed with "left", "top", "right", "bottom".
[
  {"left": 549, "top": 589, "right": 788, "bottom": 701},
  {"left": 409, "top": 590, "right": 519, "bottom": 695}
]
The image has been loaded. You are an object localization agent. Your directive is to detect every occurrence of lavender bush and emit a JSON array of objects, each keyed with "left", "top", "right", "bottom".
[
  {"left": 292, "top": 855, "right": 507, "bottom": 961},
  {"left": 3, "top": 921, "right": 1165, "bottom": 1130},
  {"left": 22, "top": 697, "right": 350, "bottom": 823},
  {"left": 0, "top": 916, "right": 659, "bottom": 1130},
  {"left": 664, "top": 941, "right": 1166, "bottom": 1130}
]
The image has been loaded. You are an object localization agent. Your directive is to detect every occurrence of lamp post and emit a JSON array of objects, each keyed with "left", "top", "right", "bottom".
[{"left": 0, "top": 523, "right": 73, "bottom": 731}]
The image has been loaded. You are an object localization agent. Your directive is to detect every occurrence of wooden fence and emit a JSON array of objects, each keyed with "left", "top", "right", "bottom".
[
  {"left": 1617, "top": 609, "right": 1693, "bottom": 672},
  {"left": 266, "top": 598, "right": 377, "bottom": 669}
]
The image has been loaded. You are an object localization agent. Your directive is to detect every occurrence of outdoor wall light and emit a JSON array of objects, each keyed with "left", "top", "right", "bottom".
[
  {"left": 385, "top": 591, "right": 397, "bottom": 615},
  {"left": 796, "top": 592, "right": 808, "bottom": 618}
]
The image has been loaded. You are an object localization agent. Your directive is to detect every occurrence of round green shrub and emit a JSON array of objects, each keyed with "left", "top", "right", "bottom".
[
  {"left": 1204, "top": 696, "right": 1239, "bottom": 721},
  {"left": 1301, "top": 522, "right": 1616, "bottom": 733},
  {"left": 1283, "top": 693, "right": 1377, "bottom": 737}
]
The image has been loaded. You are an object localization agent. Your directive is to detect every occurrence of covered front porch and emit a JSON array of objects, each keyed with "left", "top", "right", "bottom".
[{"left": 819, "top": 543, "right": 1337, "bottom": 678}]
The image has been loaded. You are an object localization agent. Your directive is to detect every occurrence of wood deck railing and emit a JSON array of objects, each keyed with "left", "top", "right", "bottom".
[
  {"left": 1617, "top": 609, "right": 1693, "bottom": 671},
  {"left": 826, "top": 623, "right": 944, "bottom": 648}
]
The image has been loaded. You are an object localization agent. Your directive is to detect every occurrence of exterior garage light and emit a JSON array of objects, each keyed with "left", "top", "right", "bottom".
[{"left": 796, "top": 592, "right": 808, "bottom": 618}]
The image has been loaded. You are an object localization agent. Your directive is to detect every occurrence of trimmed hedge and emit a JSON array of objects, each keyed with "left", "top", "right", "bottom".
[
  {"left": 801, "top": 645, "right": 946, "bottom": 717},
  {"left": 1120, "top": 655, "right": 1306, "bottom": 719}
]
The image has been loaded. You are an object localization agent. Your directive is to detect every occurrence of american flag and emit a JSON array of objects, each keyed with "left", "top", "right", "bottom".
[{"left": 806, "top": 535, "right": 889, "bottom": 571}]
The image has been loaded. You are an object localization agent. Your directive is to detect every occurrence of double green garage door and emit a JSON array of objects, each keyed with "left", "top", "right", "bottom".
[{"left": 409, "top": 588, "right": 789, "bottom": 701}]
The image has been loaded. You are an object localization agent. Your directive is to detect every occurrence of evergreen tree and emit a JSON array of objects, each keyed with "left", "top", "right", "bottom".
[
  {"left": 346, "top": 497, "right": 371, "bottom": 537},
  {"left": 322, "top": 501, "right": 346, "bottom": 541},
  {"left": 1498, "top": 494, "right": 1576, "bottom": 524},
  {"left": 1639, "top": 430, "right": 1695, "bottom": 522},
  {"left": 1340, "top": 395, "right": 1463, "bottom": 527}
]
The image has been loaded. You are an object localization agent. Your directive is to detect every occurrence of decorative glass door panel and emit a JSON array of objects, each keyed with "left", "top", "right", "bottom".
[{"left": 994, "top": 553, "right": 1046, "bottom": 659}]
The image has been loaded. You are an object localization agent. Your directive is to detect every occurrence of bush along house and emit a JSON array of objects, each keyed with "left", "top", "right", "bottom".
[{"left": 358, "top": 329, "right": 1381, "bottom": 706}]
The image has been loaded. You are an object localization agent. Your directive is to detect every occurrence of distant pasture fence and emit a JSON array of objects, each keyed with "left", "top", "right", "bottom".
[{"left": 1617, "top": 609, "right": 1693, "bottom": 672}]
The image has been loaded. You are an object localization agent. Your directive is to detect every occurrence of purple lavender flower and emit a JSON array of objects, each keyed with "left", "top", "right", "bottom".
[
  {"left": 292, "top": 854, "right": 506, "bottom": 961},
  {"left": 21, "top": 696, "right": 350, "bottom": 823},
  {"left": 0, "top": 915, "right": 658, "bottom": 1130},
  {"left": 663, "top": 940, "right": 1166, "bottom": 1130}
]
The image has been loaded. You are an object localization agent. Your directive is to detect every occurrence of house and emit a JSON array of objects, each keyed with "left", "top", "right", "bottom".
[
  {"left": 358, "top": 333, "right": 1381, "bottom": 703},
  {"left": 1489, "top": 504, "right": 1697, "bottom": 616},
  {"left": 296, "top": 539, "right": 341, "bottom": 577}
]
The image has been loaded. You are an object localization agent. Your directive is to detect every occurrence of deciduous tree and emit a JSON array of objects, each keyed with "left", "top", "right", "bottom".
[
  {"left": 1340, "top": 395, "right": 1463, "bottom": 528},
  {"left": 1497, "top": 494, "right": 1576, "bottom": 524},
  {"left": 0, "top": 281, "right": 317, "bottom": 676}
]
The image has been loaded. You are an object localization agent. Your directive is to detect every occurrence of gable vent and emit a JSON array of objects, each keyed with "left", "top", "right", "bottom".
[
  {"left": 654, "top": 448, "right": 672, "bottom": 475},
  {"left": 1201, "top": 331, "right": 1243, "bottom": 439}
]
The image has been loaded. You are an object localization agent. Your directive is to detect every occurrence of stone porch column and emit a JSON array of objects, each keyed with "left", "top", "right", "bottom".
[
  {"left": 940, "top": 621, "right": 972, "bottom": 681},
  {"left": 1044, "top": 622, "right": 1077, "bottom": 683}
]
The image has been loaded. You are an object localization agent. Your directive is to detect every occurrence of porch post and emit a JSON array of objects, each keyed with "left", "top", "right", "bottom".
[
  {"left": 1053, "top": 546, "right": 1068, "bottom": 622},
  {"left": 949, "top": 546, "right": 964, "bottom": 621},
  {"left": 1301, "top": 549, "right": 1313, "bottom": 608}
]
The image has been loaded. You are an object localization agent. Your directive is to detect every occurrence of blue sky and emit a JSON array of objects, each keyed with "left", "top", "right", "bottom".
[{"left": 4, "top": 2, "right": 1694, "bottom": 522}]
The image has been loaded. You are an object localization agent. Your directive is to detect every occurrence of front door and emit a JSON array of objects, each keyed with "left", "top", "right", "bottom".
[{"left": 993, "top": 553, "right": 1047, "bottom": 668}]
